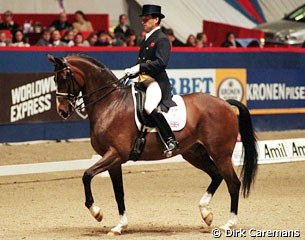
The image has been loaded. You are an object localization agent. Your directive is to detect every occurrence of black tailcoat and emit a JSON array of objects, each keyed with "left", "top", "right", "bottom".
[{"left": 137, "top": 28, "right": 176, "bottom": 111}]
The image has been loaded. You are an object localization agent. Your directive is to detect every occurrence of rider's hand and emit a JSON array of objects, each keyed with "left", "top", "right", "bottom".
[{"left": 124, "top": 64, "right": 140, "bottom": 76}]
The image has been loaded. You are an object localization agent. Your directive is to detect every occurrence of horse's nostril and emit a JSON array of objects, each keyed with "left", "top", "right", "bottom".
[{"left": 59, "top": 109, "right": 69, "bottom": 119}]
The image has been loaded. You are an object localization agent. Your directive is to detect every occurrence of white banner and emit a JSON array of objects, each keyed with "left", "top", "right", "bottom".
[{"left": 233, "top": 138, "right": 305, "bottom": 165}]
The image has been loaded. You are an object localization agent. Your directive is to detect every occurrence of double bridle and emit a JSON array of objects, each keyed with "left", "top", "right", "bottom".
[{"left": 54, "top": 59, "right": 129, "bottom": 113}]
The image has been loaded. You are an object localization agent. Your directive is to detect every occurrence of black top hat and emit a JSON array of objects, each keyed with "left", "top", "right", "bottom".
[{"left": 139, "top": 4, "right": 165, "bottom": 19}]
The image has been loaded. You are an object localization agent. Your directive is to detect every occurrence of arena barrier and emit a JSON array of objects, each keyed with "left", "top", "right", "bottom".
[
  {"left": 1, "top": 137, "right": 304, "bottom": 176},
  {"left": 1, "top": 47, "right": 305, "bottom": 142}
]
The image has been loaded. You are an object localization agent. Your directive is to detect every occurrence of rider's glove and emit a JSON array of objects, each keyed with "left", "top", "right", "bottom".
[{"left": 124, "top": 64, "right": 140, "bottom": 76}]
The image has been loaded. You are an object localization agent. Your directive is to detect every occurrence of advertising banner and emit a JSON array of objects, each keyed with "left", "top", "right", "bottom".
[
  {"left": 247, "top": 69, "right": 305, "bottom": 114},
  {"left": 233, "top": 138, "right": 305, "bottom": 165},
  {"left": 167, "top": 68, "right": 246, "bottom": 104},
  {"left": 0, "top": 73, "right": 85, "bottom": 124}
]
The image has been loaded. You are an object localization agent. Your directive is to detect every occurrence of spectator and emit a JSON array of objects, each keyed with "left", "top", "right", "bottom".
[
  {"left": 247, "top": 39, "right": 260, "bottom": 48},
  {"left": 114, "top": 14, "right": 131, "bottom": 37},
  {"left": 9, "top": 29, "right": 30, "bottom": 47},
  {"left": 95, "top": 31, "right": 111, "bottom": 46},
  {"left": 112, "top": 32, "right": 126, "bottom": 46},
  {"left": 72, "top": 10, "right": 93, "bottom": 33},
  {"left": 85, "top": 32, "right": 98, "bottom": 46},
  {"left": 221, "top": 32, "right": 242, "bottom": 48},
  {"left": 50, "top": 12, "right": 73, "bottom": 32},
  {"left": 196, "top": 32, "right": 212, "bottom": 47},
  {"left": 136, "top": 30, "right": 146, "bottom": 45},
  {"left": 0, "top": 10, "right": 20, "bottom": 33},
  {"left": 73, "top": 32, "right": 89, "bottom": 47},
  {"left": 86, "top": 32, "right": 97, "bottom": 46},
  {"left": 185, "top": 34, "right": 196, "bottom": 47},
  {"left": 61, "top": 30, "right": 75, "bottom": 46},
  {"left": 50, "top": 29, "right": 66, "bottom": 46},
  {"left": 0, "top": 31, "right": 11, "bottom": 46},
  {"left": 35, "top": 29, "right": 51, "bottom": 46},
  {"left": 125, "top": 29, "right": 137, "bottom": 46},
  {"left": 164, "top": 28, "right": 184, "bottom": 46}
]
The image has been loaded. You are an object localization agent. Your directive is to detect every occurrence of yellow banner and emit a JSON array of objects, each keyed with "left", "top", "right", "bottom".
[{"left": 216, "top": 69, "right": 247, "bottom": 105}]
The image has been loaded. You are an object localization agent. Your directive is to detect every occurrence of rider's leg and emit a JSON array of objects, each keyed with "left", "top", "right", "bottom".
[
  {"left": 144, "top": 81, "right": 161, "bottom": 115},
  {"left": 144, "top": 81, "right": 179, "bottom": 156}
]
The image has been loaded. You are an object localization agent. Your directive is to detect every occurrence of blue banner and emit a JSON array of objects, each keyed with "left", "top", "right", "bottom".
[{"left": 247, "top": 69, "right": 305, "bottom": 111}]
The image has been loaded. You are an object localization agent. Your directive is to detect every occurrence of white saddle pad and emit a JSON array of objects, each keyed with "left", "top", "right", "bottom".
[{"left": 131, "top": 84, "right": 186, "bottom": 132}]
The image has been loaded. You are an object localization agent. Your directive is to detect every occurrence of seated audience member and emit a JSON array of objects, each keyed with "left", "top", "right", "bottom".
[
  {"left": 0, "top": 10, "right": 20, "bottom": 33},
  {"left": 50, "top": 29, "right": 67, "bottom": 46},
  {"left": 72, "top": 10, "right": 93, "bottom": 33},
  {"left": 136, "top": 31, "right": 146, "bottom": 45},
  {"left": 112, "top": 32, "right": 126, "bottom": 46},
  {"left": 114, "top": 14, "right": 130, "bottom": 37},
  {"left": 61, "top": 30, "right": 75, "bottom": 46},
  {"left": 85, "top": 32, "right": 98, "bottom": 46},
  {"left": 95, "top": 31, "right": 111, "bottom": 46},
  {"left": 50, "top": 12, "right": 73, "bottom": 32},
  {"left": 35, "top": 29, "right": 51, "bottom": 46},
  {"left": 185, "top": 34, "right": 197, "bottom": 47},
  {"left": 9, "top": 29, "right": 30, "bottom": 47},
  {"left": 125, "top": 29, "right": 137, "bottom": 46},
  {"left": 221, "top": 32, "right": 242, "bottom": 48},
  {"left": 0, "top": 30, "right": 11, "bottom": 46},
  {"left": 247, "top": 39, "right": 260, "bottom": 48},
  {"left": 196, "top": 32, "right": 212, "bottom": 47},
  {"left": 164, "top": 28, "right": 184, "bottom": 46},
  {"left": 73, "top": 32, "right": 89, "bottom": 47}
]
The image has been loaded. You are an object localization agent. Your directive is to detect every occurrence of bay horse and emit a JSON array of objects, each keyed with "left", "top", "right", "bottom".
[{"left": 48, "top": 54, "right": 258, "bottom": 235}]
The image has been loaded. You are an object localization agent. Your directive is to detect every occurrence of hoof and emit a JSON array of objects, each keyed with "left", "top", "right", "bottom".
[
  {"left": 203, "top": 212, "right": 213, "bottom": 226},
  {"left": 108, "top": 225, "right": 128, "bottom": 235},
  {"left": 89, "top": 205, "right": 103, "bottom": 222},
  {"left": 219, "top": 223, "right": 236, "bottom": 232},
  {"left": 200, "top": 207, "right": 213, "bottom": 226}
]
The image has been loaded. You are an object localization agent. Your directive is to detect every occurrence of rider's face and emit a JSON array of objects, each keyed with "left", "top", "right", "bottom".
[{"left": 141, "top": 15, "right": 158, "bottom": 33}]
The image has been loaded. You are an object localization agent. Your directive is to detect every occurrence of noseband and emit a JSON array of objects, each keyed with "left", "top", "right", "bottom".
[
  {"left": 54, "top": 65, "right": 77, "bottom": 101},
  {"left": 54, "top": 58, "right": 129, "bottom": 114}
]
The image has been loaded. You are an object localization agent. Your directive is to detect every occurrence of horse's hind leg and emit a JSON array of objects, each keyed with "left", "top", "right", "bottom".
[
  {"left": 213, "top": 155, "right": 241, "bottom": 231},
  {"left": 182, "top": 144, "right": 223, "bottom": 227}
]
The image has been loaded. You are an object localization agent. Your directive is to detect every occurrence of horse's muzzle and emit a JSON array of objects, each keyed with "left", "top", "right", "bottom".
[
  {"left": 57, "top": 100, "right": 72, "bottom": 119},
  {"left": 58, "top": 108, "right": 70, "bottom": 119}
]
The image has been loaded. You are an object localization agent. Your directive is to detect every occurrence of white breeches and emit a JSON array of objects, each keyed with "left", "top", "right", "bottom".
[{"left": 144, "top": 81, "right": 162, "bottom": 114}]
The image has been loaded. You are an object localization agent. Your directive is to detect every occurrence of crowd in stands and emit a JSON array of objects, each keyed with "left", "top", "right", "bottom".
[{"left": 0, "top": 10, "right": 259, "bottom": 48}]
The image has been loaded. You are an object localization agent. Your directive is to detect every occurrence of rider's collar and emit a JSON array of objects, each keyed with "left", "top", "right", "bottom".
[{"left": 145, "top": 26, "right": 160, "bottom": 41}]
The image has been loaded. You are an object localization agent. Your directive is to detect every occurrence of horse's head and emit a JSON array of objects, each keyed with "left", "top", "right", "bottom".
[{"left": 48, "top": 54, "right": 83, "bottom": 119}]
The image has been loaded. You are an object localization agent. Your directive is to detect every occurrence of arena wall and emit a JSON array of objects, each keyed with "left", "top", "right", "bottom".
[{"left": 1, "top": 47, "right": 305, "bottom": 142}]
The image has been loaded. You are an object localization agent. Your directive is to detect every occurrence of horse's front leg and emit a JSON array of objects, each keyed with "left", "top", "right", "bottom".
[
  {"left": 108, "top": 165, "right": 128, "bottom": 235},
  {"left": 82, "top": 147, "right": 122, "bottom": 223}
]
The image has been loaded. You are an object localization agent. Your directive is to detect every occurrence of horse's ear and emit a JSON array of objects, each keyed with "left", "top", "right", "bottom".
[
  {"left": 47, "top": 54, "right": 64, "bottom": 66},
  {"left": 47, "top": 54, "right": 56, "bottom": 64}
]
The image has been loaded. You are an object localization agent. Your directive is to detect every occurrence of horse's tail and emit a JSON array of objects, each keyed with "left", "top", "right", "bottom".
[{"left": 227, "top": 99, "right": 258, "bottom": 198}]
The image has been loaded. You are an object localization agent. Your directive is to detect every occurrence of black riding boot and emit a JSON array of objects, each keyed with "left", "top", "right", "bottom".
[{"left": 150, "top": 109, "right": 179, "bottom": 157}]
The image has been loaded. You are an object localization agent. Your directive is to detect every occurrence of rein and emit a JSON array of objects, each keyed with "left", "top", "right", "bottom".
[
  {"left": 54, "top": 61, "right": 129, "bottom": 113},
  {"left": 74, "top": 75, "right": 128, "bottom": 111}
]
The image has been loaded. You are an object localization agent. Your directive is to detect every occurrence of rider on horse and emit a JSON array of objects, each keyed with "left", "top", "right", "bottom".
[{"left": 124, "top": 4, "right": 179, "bottom": 157}]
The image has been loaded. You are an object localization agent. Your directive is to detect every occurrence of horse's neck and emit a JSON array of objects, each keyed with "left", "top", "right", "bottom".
[{"left": 82, "top": 72, "right": 132, "bottom": 117}]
